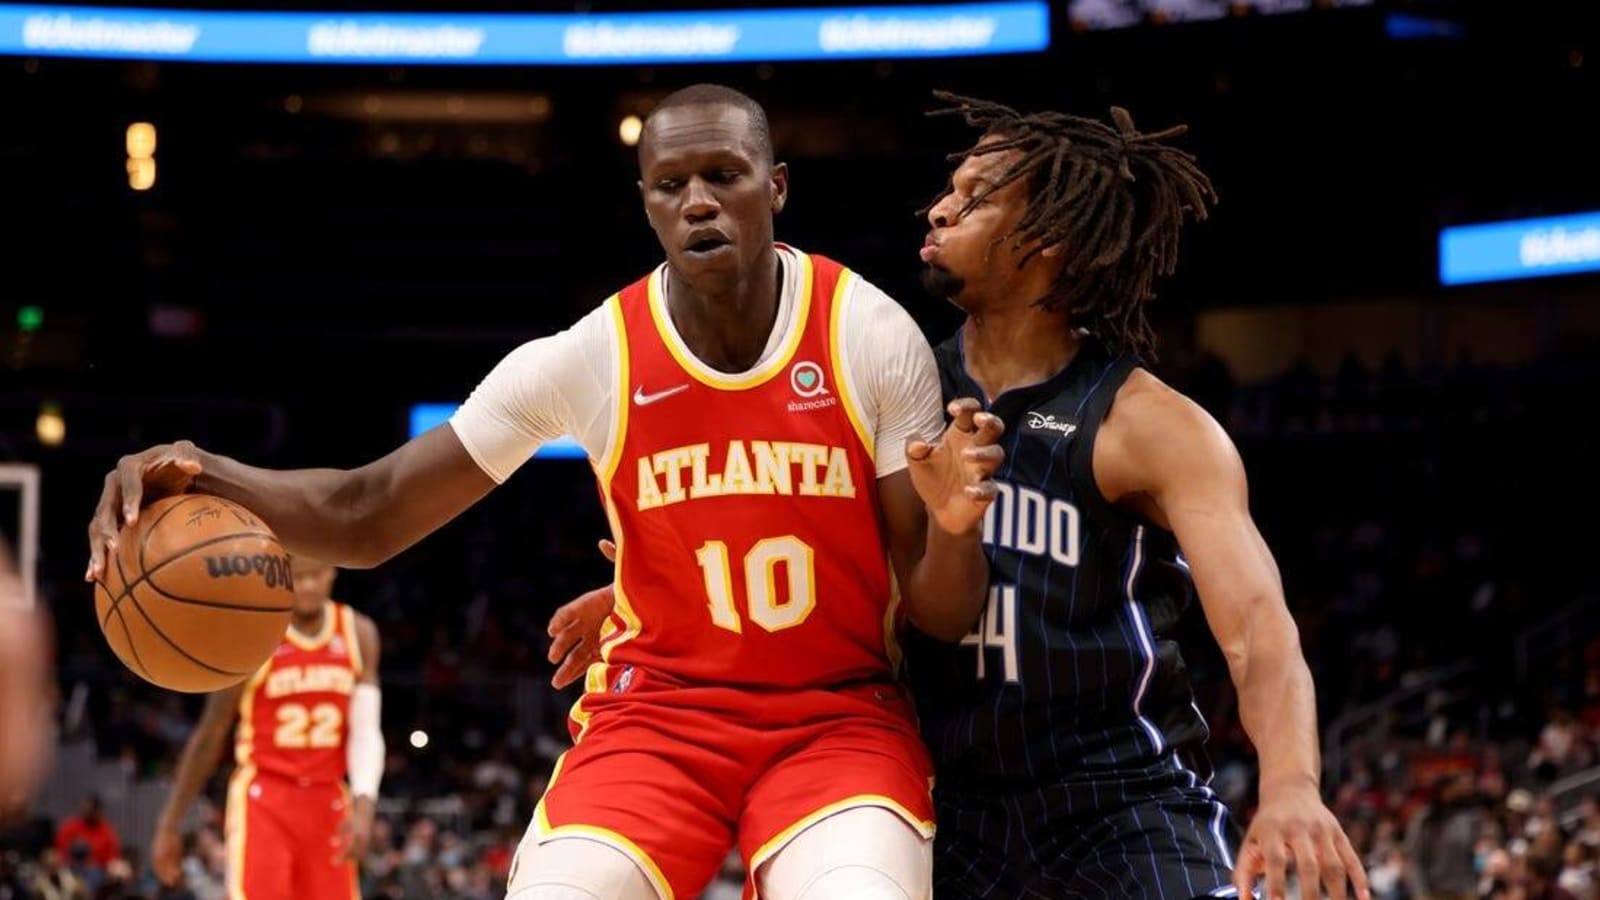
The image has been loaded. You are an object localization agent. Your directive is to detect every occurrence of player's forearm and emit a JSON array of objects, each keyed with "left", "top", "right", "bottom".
[
  {"left": 194, "top": 430, "right": 495, "bottom": 569},
  {"left": 903, "top": 522, "right": 989, "bottom": 642},
  {"left": 157, "top": 726, "right": 231, "bottom": 831},
  {"left": 1230, "top": 606, "right": 1322, "bottom": 792},
  {"left": 190, "top": 448, "right": 383, "bottom": 566}
]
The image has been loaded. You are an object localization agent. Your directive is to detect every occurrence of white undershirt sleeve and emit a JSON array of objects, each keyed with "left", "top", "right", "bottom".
[
  {"left": 840, "top": 276, "right": 945, "bottom": 479},
  {"left": 346, "top": 683, "right": 384, "bottom": 799},
  {"left": 447, "top": 303, "right": 617, "bottom": 484}
]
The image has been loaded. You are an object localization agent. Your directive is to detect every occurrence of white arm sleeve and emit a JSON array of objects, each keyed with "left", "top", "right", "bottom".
[
  {"left": 346, "top": 683, "right": 384, "bottom": 799},
  {"left": 447, "top": 304, "right": 617, "bottom": 483},
  {"left": 840, "top": 276, "right": 945, "bottom": 478}
]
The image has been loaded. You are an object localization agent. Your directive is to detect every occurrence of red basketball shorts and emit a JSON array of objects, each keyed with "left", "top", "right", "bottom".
[
  {"left": 519, "top": 665, "right": 936, "bottom": 899},
  {"left": 224, "top": 768, "right": 360, "bottom": 900}
]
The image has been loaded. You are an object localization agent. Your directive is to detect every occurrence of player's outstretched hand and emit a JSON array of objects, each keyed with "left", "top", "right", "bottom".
[
  {"left": 86, "top": 441, "right": 204, "bottom": 582},
  {"left": 1233, "top": 781, "right": 1370, "bottom": 900},
  {"left": 548, "top": 540, "right": 617, "bottom": 690},
  {"left": 151, "top": 824, "right": 184, "bottom": 886},
  {"left": 906, "top": 398, "right": 1005, "bottom": 535}
]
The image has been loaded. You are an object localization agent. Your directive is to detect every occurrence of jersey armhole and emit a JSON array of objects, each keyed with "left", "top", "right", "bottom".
[
  {"left": 1068, "top": 355, "right": 1141, "bottom": 528},
  {"left": 340, "top": 604, "right": 365, "bottom": 679}
]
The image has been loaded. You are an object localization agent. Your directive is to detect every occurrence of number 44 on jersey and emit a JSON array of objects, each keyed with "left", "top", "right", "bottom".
[{"left": 961, "top": 584, "right": 1018, "bottom": 683}]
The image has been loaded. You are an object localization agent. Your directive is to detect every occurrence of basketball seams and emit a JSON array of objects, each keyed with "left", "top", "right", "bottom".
[
  {"left": 123, "top": 587, "right": 252, "bottom": 678},
  {"left": 104, "top": 550, "right": 152, "bottom": 681},
  {"left": 137, "top": 494, "right": 210, "bottom": 575},
  {"left": 140, "top": 576, "right": 294, "bottom": 614},
  {"left": 119, "top": 532, "right": 291, "bottom": 612},
  {"left": 98, "top": 495, "right": 294, "bottom": 690}
]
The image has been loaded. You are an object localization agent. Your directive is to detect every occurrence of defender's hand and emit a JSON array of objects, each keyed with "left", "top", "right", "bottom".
[
  {"left": 548, "top": 540, "right": 617, "bottom": 690},
  {"left": 1233, "top": 781, "right": 1370, "bottom": 900},
  {"left": 906, "top": 398, "right": 1005, "bottom": 535}
]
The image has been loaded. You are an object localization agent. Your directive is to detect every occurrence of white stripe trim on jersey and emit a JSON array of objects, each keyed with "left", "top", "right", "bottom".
[
  {"left": 1171, "top": 754, "right": 1239, "bottom": 871},
  {"left": 1209, "top": 796, "right": 1236, "bottom": 869},
  {"left": 1209, "top": 886, "right": 1240, "bottom": 898},
  {"left": 1124, "top": 525, "right": 1166, "bottom": 755}
]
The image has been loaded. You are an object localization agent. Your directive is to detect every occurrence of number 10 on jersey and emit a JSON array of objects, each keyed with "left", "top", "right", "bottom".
[{"left": 696, "top": 536, "right": 817, "bottom": 633}]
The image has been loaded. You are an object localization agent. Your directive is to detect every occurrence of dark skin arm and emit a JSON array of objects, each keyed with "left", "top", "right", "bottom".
[
  {"left": 337, "top": 613, "right": 382, "bottom": 863},
  {"left": 86, "top": 426, "right": 496, "bottom": 580},
  {"left": 1096, "top": 370, "right": 1370, "bottom": 900},
  {"left": 881, "top": 398, "right": 1005, "bottom": 641},
  {"left": 152, "top": 683, "right": 246, "bottom": 886}
]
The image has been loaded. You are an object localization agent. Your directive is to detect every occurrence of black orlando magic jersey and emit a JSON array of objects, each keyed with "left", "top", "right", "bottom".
[{"left": 906, "top": 333, "right": 1212, "bottom": 785}]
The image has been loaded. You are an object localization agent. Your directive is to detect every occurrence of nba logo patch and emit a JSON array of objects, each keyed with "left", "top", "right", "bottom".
[
  {"left": 613, "top": 665, "right": 634, "bottom": 693},
  {"left": 329, "top": 636, "right": 345, "bottom": 656}
]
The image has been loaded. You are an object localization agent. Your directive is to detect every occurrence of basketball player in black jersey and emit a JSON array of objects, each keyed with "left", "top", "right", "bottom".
[{"left": 901, "top": 92, "right": 1370, "bottom": 900}]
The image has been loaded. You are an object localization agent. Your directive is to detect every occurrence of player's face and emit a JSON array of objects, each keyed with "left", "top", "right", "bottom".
[
  {"left": 921, "top": 142, "right": 1053, "bottom": 312},
  {"left": 638, "top": 104, "right": 787, "bottom": 286},
  {"left": 290, "top": 560, "right": 335, "bottom": 614}
]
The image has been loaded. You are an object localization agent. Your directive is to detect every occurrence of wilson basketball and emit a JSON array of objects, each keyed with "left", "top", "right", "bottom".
[{"left": 94, "top": 494, "right": 295, "bottom": 693}]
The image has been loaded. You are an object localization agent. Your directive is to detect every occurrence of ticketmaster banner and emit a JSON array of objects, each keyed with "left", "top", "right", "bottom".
[
  {"left": 1439, "top": 211, "right": 1600, "bottom": 286},
  {"left": 0, "top": 1, "right": 1048, "bottom": 64}
]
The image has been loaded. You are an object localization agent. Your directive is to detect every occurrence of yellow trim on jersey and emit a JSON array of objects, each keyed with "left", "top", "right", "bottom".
[
  {"left": 530, "top": 755, "right": 674, "bottom": 899},
  {"left": 283, "top": 601, "right": 336, "bottom": 651},
  {"left": 595, "top": 495, "right": 643, "bottom": 667},
  {"left": 882, "top": 564, "right": 905, "bottom": 673},
  {"left": 232, "top": 659, "right": 272, "bottom": 767},
  {"left": 566, "top": 296, "right": 640, "bottom": 745},
  {"left": 339, "top": 604, "right": 364, "bottom": 679},
  {"left": 225, "top": 764, "right": 255, "bottom": 900},
  {"left": 827, "top": 267, "right": 876, "bottom": 463},
  {"left": 593, "top": 294, "right": 629, "bottom": 486},
  {"left": 747, "top": 793, "right": 936, "bottom": 876},
  {"left": 646, "top": 250, "right": 814, "bottom": 391},
  {"left": 566, "top": 657, "right": 609, "bottom": 743}
]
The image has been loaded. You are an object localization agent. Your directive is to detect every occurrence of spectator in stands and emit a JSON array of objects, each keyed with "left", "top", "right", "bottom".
[
  {"left": 53, "top": 796, "right": 119, "bottom": 872},
  {"left": 29, "top": 847, "right": 88, "bottom": 900},
  {"left": 1406, "top": 772, "right": 1482, "bottom": 900}
]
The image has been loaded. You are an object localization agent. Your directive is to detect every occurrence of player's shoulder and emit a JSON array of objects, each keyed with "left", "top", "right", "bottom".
[
  {"left": 1108, "top": 368, "right": 1221, "bottom": 439},
  {"left": 1104, "top": 368, "right": 1240, "bottom": 479},
  {"left": 344, "top": 606, "right": 379, "bottom": 644},
  {"left": 826, "top": 263, "right": 926, "bottom": 347},
  {"left": 494, "top": 298, "right": 620, "bottom": 365}
]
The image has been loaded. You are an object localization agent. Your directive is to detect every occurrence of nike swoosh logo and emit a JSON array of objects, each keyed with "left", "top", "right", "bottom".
[{"left": 633, "top": 384, "right": 689, "bottom": 406}]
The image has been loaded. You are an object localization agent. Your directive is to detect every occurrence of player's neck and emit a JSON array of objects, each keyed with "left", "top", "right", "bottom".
[
  {"left": 962, "top": 304, "right": 1082, "bottom": 401},
  {"left": 664, "top": 250, "right": 781, "bottom": 373},
  {"left": 289, "top": 602, "right": 326, "bottom": 639}
]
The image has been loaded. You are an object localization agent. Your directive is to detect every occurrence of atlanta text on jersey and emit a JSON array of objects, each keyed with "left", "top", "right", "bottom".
[{"left": 634, "top": 440, "right": 857, "bottom": 510}]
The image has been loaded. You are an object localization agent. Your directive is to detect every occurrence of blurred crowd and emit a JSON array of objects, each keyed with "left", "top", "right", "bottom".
[{"left": 2, "top": 355, "right": 1596, "bottom": 900}]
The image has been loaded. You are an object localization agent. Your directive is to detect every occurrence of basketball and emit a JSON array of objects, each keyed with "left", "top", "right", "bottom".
[{"left": 94, "top": 494, "right": 296, "bottom": 693}]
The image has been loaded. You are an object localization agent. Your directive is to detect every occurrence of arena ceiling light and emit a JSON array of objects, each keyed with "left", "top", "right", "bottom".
[{"left": 0, "top": 1, "right": 1048, "bottom": 65}]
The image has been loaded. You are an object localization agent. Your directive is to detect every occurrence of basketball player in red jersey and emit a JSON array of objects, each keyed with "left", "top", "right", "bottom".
[
  {"left": 150, "top": 559, "right": 384, "bottom": 900},
  {"left": 87, "top": 82, "right": 1002, "bottom": 900}
]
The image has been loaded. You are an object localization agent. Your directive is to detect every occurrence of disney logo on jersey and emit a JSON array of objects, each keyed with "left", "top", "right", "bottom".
[{"left": 1024, "top": 411, "right": 1078, "bottom": 437}]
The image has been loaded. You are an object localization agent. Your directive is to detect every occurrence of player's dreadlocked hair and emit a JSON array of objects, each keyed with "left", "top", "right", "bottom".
[{"left": 925, "top": 90, "right": 1217, "bottom": 361}]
